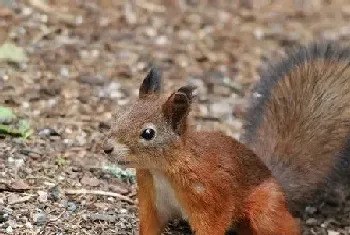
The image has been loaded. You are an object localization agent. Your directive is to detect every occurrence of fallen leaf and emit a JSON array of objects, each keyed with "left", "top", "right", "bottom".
[
  {"left": 0, "top": 42, "right": 27, "bottom": 64},
  {"left": 0, "top": 106, "right": 33, "bottom": 139},
  {"left": 55, "top": 157, "right": 67, "bottom": 166},
  {"left": 0, "top": 106, "right": 15, "bottom": 124},
  {"left": 103, "top": 165, "right": 136, "bottom": 183}
]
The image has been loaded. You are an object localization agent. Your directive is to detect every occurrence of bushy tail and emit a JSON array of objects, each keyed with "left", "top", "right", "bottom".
[{"left": 241, "top": 42, "right": 350, "bottom": 211}]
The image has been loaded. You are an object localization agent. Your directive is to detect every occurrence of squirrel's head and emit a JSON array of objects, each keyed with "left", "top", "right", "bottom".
[{"left": 102, "top": 68, "right": 196, "bottom": 169}]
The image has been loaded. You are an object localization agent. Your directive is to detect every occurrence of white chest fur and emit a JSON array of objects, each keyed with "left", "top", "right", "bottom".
[{"left": 151, "top": 170, "right": 187, "bottom": 223}]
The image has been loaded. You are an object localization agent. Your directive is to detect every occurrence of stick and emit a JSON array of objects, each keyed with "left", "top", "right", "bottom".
[
  {"left": 27, "top": 0, "right": 76, "bottom": 25},
  {"left": 64, "top": 189, "right": 134, "bottom": 204}
]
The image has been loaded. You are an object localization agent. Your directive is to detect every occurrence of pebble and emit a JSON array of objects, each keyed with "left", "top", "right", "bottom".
[
  {"left": 328, "top": 231, "right": 340, "bottom": 235},
  {"left": 67, "top": 202, "right": 77, "bottom": 212},
  {"left": 89, "top": 213, "right": 116, "bottom": 223},
  {"left": 209, "top": 102, "right": 232, "bottom": 117},
  {"left": 108, "top": 184, "right": 129, "bottom": 195},
  {"left": 78, "top": 75, "right": 105, "bottom": 86},
  {"left": 305, "top": 206, "right": 317, "bottom": 214},
  {"left": 7, "top": 194, "right": 31, "bottom": 205},
  {"left": 38, "top": 128, "right": 60, "bottom": 137},
  {"left": 37, "top": 190, "right": 48, "bottom": 203},
  {"left": 60, "top": 67, "right": 69, "bottom": 78},
  {"left": 32, "top": 212, "right": 47, "bottom": 225},
  {"left": 7, "top": 157, "right": 25, "bottom": 169},
  {"left": 5, "top": 226, "right": 12, "bottom": 234},
  {"left": 98, "top": 82, "right": 124, "bottom": 99},
  {"left": 119, "top": 208, "right": 127, "bottom": 214},
  {"left": 25, "top": 221, "right": 32, "bottom": 229},
  {"left": 0, "top": 210, "right": 9, "bottom": 223},
  {"left": 48, "top": 185, "right": 60, "bottom": 201},
  {"left": 305, "top": 218, "right": 319, "bottom": 226},
  {"left": 10, "top": 179, "right": 30, "bottom": 191},
  {"left": 8, "top": 219, "right": 16, "bottom": 228},
  {"left": 80, "top": 174, "right": 101, "bottom": 187}
]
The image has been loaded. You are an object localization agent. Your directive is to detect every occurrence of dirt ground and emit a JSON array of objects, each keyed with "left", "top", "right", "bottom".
[{"left": 2, "top": 0, "right": 350, "bottom": 234}]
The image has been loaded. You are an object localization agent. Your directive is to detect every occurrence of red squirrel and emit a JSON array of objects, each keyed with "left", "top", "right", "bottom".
[{"left": 102, "top": 42, "right": 350, "bottom": 234}]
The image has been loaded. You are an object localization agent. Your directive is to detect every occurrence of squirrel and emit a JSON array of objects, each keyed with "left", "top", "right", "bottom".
[{"left": 102, "top": 42, "right": 350, "bottom": 235}]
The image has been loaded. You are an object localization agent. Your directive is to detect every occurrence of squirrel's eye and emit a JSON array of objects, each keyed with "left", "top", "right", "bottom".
[{"left": 141, "top": 128, "right": 155, "bottom": 140}]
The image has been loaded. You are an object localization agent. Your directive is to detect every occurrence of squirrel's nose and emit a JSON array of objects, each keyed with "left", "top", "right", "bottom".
[
  {"left": 103, "top": 146, "right": 114, "bottom": 154},
  {"left": 103, "top": 141, "right": 114, "bottom": 154},
  {"left": 104, "top": 147, "right": 114, "bottom": 154}
]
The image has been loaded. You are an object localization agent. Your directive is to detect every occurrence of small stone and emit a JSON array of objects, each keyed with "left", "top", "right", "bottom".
[
  {"left": 38, "top": 128, "right": 60, "bottom": 137},
  {"left": 89, "top": 213, "right": 116, "bottom": 222},
  {"left": 119, "top": 208, "right": 127, "bottom": 214},
  {"left": 0, "top": 210, "right": 9, "bottom": 223},
  {"left": 7, "top": 194, "right": 31, "bottom": 205},
  {"left": 108, "top": 184, "right": 129, "bottom": 195},
  {"left": 7, "top": 157, "right": 24, "bottom": 169},
  {"left": 107, "top": 197, "right": 115, "bottom": 202},
  {"left": 213, "top": 85, "right": 231, "bottom": 97},
  {"left": 98, "top": 82, "right": 124, "bottom": 99},
  {"left": 8, "top": 220, "right": 16, "bottom": 228},
  {"left": 94, "top": 202, "right": 109, "bottom": 210},
  {"left": 48, "top": 185, "right": 60, "bottom": 201},
  {"left": 5, "top": 226, "right": 12, "bottom": 234},
  {"left": 10, "top": 179, "right": 29, "bottom": 191},
  {"left": 209, "top": 102, "right": 232, "bottom": 117},
  {"left": 305, "top": 206, "right": 317, "bottom": 214},
  {"left": 80, "top": 174, "right": 101, "bottom": 187},
  {"left": 60, "top": 67, "right": 69, "bottom": 78},
  {"left": 67, "top": 202, "right": 77, "bottom": 212},
  {"left": 305, "top": 218, "right": 318, "bottom": 226},
  {"left": 37, "top": 191, "right": 47, "bottom": 203},
  {"left": 78, "top": 75, "right": 105, "bottom": 86},
  {"left": 25, "top": 221, "right": 32, "bottom": 229},
  {"left": 155, "top": 35, "right": 168, "bottom": 45},
  {"left": 32, "top": 212, "right": 47, "bottom": 225},
  {"left": 254, "top": 28, "right": 264, "bottom": 40}
]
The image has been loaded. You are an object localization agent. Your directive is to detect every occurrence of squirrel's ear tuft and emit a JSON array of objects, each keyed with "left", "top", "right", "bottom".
[
  {"left": 139, "top": 67, "right": 162, "bottom": 98},
  {"left": 162, "top": 90, "right": 192, "bottom": 135}
]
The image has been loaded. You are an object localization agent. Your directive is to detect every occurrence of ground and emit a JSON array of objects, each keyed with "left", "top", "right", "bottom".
[{"left": 1, "top": 0, "right": 350, "bottom": 234}]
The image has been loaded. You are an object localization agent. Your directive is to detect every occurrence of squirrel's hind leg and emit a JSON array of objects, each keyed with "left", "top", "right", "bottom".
[{"left": 242, "top": 178, "right": 300, "bottom": 235}]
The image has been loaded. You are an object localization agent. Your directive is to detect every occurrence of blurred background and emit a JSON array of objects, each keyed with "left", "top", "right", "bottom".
[{"left": 1, "top": 0, "right": 350, "bottom": 234}]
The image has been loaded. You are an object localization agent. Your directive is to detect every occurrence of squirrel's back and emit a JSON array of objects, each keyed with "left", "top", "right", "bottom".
[{"left": 241, "top": 42, "right": 350, "bottom": 211}]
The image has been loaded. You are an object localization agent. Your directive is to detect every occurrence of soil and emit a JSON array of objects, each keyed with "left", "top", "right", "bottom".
[{"left": 1, "top": 0, "right": 350, "bottom": 234}]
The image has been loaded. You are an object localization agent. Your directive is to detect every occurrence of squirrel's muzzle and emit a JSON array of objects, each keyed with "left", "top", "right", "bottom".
[{"left": 102, "top": 139, "right": 130, "bottom": 158}]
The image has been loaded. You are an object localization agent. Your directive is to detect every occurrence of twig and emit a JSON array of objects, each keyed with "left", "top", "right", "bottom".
[
  {"left": 135, "top": 0, "right": 166, "bottom": 13},
  {"left": 64, "top": 189, "right": 134, "bottom": 204},
  {"left": 27, "top": 0, "right": 77, "bottom": 25}
]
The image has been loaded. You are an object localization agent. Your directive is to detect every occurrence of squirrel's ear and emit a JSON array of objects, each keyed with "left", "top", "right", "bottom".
[
  {"left": 177, "top": 85, "right": 197, "bottom": 102},
  {"left": 139, "top": 67, "right": 162, "bottom": 98},
  {"left": 162, "top": 86, "right": 196, "bottom": 135}
]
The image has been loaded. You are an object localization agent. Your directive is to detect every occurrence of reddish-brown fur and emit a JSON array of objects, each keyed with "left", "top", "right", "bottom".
[
  {"left": 241, "top": 42, "right": 350, "bottom": 211},
  {"left": 103, "top": 67, "right": 300, "bottom": 234},
  {"left": 136, "top": 169, "right": 163, "bottom": 234},
  {"left": 135, "top": 132, "right": 299, "bottom": 235}
]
